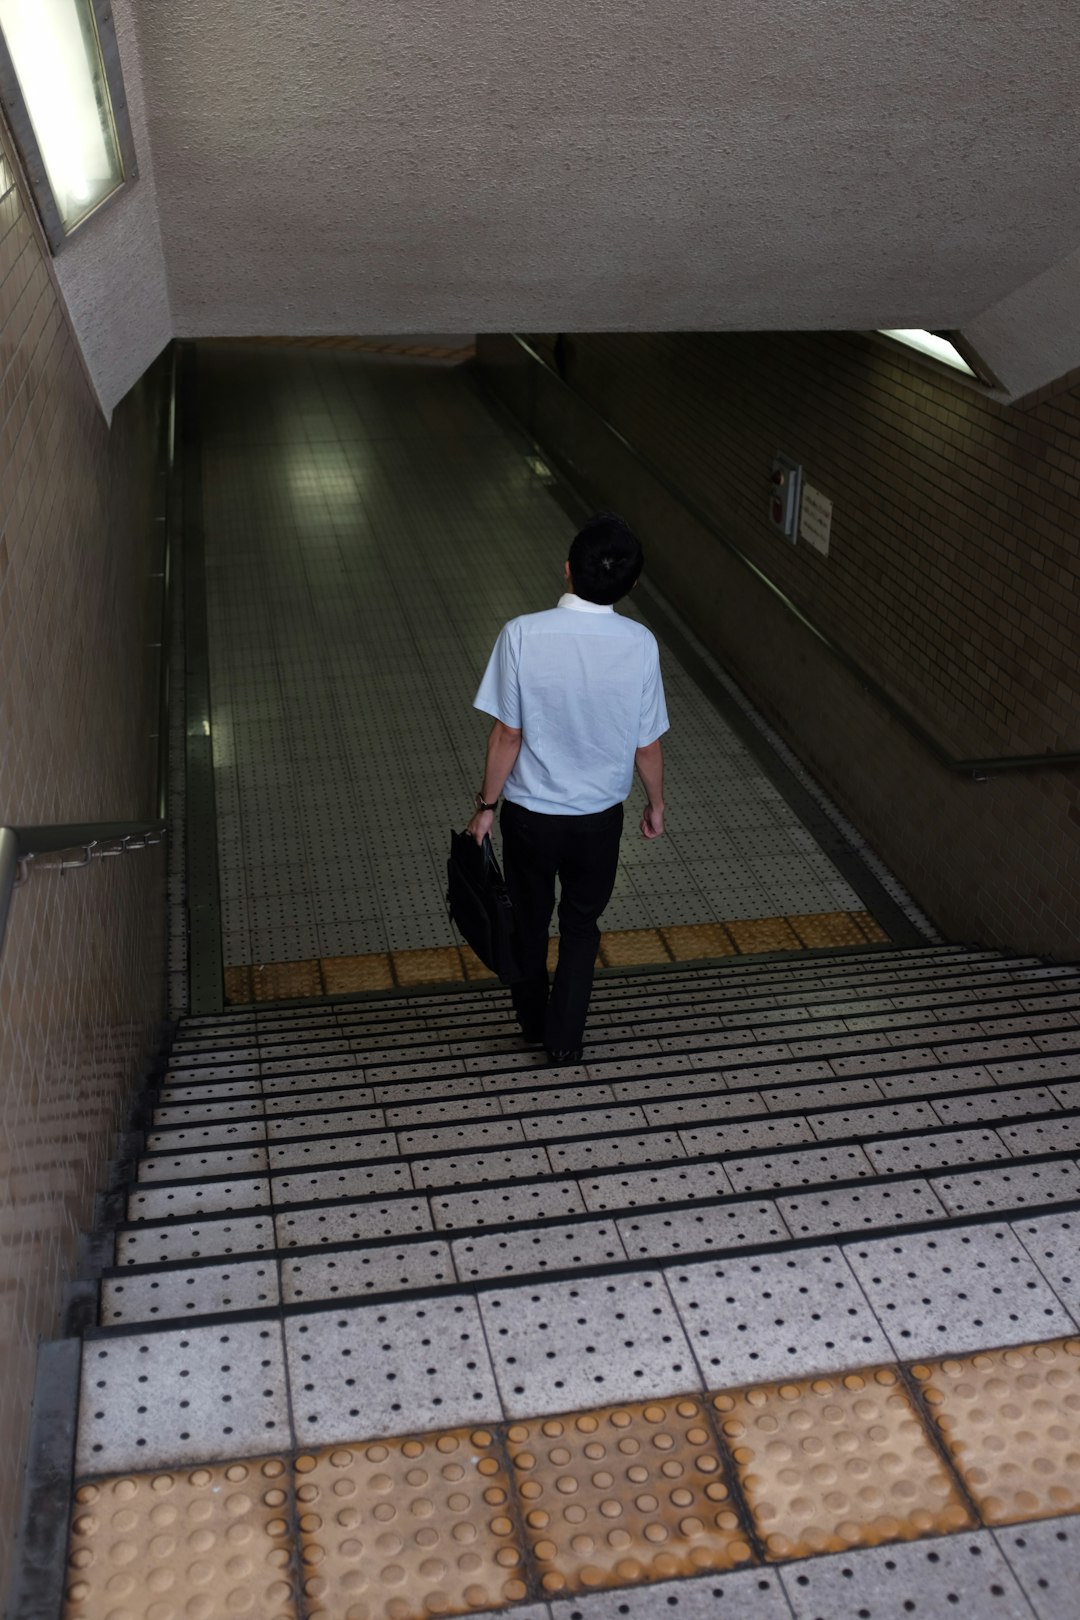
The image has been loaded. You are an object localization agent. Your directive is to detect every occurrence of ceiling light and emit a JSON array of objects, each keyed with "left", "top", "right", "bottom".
[{"left": 877, "top": 330, "right": 978, "bottom": 378}]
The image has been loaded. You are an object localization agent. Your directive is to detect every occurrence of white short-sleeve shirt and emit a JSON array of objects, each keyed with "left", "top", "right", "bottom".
[{"left": 473, "top": 593, "right": 669, "bottom": 816}]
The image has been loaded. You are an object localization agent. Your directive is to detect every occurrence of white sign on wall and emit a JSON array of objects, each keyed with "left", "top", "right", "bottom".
[{"left": 800, "top": 483, "right": 833, "bottom": 556}]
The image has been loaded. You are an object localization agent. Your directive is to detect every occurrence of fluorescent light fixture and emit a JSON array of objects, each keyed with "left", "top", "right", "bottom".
[
  {"left": 0, "top": 0, "right": 124, "bottom": 237},
  {"left": 877, "top": 329, "right": 978, "bottom": 378}
]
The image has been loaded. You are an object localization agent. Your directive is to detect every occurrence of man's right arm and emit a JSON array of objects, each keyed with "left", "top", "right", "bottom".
[{"left": 635, "top": 738, "right": 665, "bottom": 839}]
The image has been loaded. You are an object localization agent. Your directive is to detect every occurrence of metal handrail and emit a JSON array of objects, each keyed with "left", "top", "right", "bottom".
[
  {"left": 0, "top": 821, "right": 167, "bottom": 958},
  {"left": 509, "top": 335, "right": 1080, "bottom": 776}
]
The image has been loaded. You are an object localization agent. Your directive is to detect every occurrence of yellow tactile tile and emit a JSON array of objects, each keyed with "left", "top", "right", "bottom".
[
  {"left": 460, "top": 944, "right": 499, "bottom": 982},
  {"left": 659, "top": 923, "right": 738, "bottom": 961},
  {"left": 505, "top": 1398, "right": 753, "bottom": 1597},
  {"left": 321, "top": 953, "right": 396, "bottom": 994},
  {"left": 713, "top": 1367, "right": 972, "bottom": 1560},
  {"left": 391, "top": 947, "right": 466, "bottom": 988},
  {"left": 724, "top": 916, "right": 802, "bottom": 954},
  {"left": 788, "top": 911, "right": 872, "bottom": 948},
  {"left": 546, "top": 936, "right": 560, "bottom": 973},
  {"left": 599, "top": 930, "right": 671, "bottom": 967},
  {"left": 294, "top": 1429, "right": 527, "bottom": 1619},
  {"left": 855, "top": 911, "right": 891, "bottom": 943},
  {"left": 64, "top": 1459, "right": 297, "bottom": 1619},
  {"left": 223, "top": 964, "right": 254, "bottom": 1005},
  {"left": 250, "top": 959, "right": 325, "bottom": 1002},
  {"left": 912, "top": 1338, "right": 1080, "bottom": 1525}
]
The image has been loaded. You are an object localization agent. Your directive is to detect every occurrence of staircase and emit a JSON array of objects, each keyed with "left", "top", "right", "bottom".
[{"left": 58, "top": 940, "right": 1080, "bottom": 1620}]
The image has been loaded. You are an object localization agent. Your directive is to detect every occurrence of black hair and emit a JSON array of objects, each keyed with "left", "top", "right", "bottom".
[{"left": 567, "top": 513, "right": 643, "bottom": 605}]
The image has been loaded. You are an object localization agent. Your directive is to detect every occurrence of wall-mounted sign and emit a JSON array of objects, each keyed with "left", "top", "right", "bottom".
[
  {"left": 800, "top": 483, "right": 833, "bottom": 556},
  {"left": 769, "top": 453, "right": 802, "bottom": 542}
]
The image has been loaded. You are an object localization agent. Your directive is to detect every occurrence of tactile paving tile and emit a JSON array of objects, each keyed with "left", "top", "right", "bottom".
[
  {"left": 856, "top": 912, "right": 891, "bottom": 943},
  {"left": 599, "top": 930, "right": 671, "bottom": 967},
  {"left": 714, "top": 1366, "right": 972, "bottom": 1560},
  {"left": 251, "top": 960, "right": 324, "bottom": 1000},
  {"left": 505, "top": 1397, "right": 754, "bottom": 1596},
  {"left": 321, "top": 952, "right": 396, "bottom": 993},
  {"left": 453, "top": 1220, "right": 625, "bottom": 1280},
  {"left": 778, "top": 1179, "right": 947, "bottom": 1238},
  {"left": 788, "top": 912, "right": 870, "bottom": 948},
  {"left": 660, "top": 924, "right": 737, "bottom": 960},
  {"left": 224, "top": 965, "right": 254, "bottom": 1004},
  {"left": 460, "top": 944, "right": 499, "bottom": 981},
  {"left": 392, "top": 947, "right": 465, "bottom": 987},
  {"left": 726, "top": 918, "right": 801, "bottom": 954},
  {"left": 63, "top": 1459, "right": 297, "bottom": 1620},
  {"left": 911, "top": 1338, "right": 1080, "bottom": 1524},
  {"left": 993, "top": 1515, "right": 1080, "bottom": 1620},
  {"left": 294, "top": 1428, "right": 528, "bottom": 1618},
  {"left": 780, "top": 1530, "right": 1033, "bottom": 1618}
]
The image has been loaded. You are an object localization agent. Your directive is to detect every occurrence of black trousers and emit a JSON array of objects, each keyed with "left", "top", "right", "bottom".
[{"left": 501, "top": 798, "right": 624, "bottom": 1053}]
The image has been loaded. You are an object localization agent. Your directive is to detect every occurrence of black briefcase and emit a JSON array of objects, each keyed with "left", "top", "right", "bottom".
[{"left": 446, "top": 829, "right": 524, "bottom": 984}]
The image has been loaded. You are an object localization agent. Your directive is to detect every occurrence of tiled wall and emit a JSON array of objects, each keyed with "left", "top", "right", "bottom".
[
  {"left": 0, "top": 128, "right": 167, "bottom": 1597},
  {"left": 476, "top": 333, "right": 1080, "bottom": 959}
]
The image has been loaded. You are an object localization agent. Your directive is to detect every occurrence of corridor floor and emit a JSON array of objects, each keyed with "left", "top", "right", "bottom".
[{"left": 194, "top": 344, "right": 918, "bottom": 978}]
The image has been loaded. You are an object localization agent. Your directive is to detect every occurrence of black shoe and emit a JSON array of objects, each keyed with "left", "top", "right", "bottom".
[
  {"left": 546, "top": 1047, "right": 583, "bottom": 1066},
  {"left": 517, "top": 1022, "right": 546, "bottom": 1049}
]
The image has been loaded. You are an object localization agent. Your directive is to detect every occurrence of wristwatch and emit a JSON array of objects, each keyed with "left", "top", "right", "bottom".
[{"left": 474, "top": 792, "right": 499, "bottom": 812}]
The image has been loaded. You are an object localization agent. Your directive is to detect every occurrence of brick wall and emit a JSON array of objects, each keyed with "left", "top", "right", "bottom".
[
  {"left": 475, "top": 332, "right": 1080, "bottom": 958},
  {"left": 0, "top": 128, "right": 166, "bottom": 1600}
]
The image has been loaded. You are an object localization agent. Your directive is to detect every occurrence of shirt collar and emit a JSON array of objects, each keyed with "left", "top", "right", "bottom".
[{"left": 557, "top": 592, "right": 615, "bottom": 615}]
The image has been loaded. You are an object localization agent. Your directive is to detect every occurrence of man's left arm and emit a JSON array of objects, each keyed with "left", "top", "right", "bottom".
[{"left": 466, "top": 720, "right": 522, "bottom": 843}]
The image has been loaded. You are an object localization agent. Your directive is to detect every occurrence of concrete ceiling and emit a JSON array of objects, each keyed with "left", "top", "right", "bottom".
[{"left": 132, "top": 0, "right": 1080, "bottom": 343}]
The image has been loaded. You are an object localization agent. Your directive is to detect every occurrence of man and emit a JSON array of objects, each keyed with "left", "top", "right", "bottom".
[{"left": 467, "top": 513, "right": 669, "bottom": 1063}]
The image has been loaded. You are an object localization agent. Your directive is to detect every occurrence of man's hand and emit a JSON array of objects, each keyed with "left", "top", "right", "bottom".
[
  {"left": 640, "top": 802, "right": 665, "bottom": 839},
  {"left": 466, "top": 807, "right": 496, "bottom": 845}
]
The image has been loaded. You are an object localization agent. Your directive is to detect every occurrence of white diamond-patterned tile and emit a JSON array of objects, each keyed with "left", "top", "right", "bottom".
[
  {"left": 520, "top": 1104, "right": 647, "bottom": 1141},
  {"left": 115, "top": 1214, "right": 274, "bottom": 1267},
  {"left": 778, "top": 1178, "right": 948, "bottom": 1238},
  {"left": 432, "top": 1180, "right": 586, "bottom": 1231},
  {"left": 995, "top": 1517, "right": 1080, "bottom": 1620},
  {"left": 618, "top": 1198, "right": 788, "bottom": 1258},
  {"left": 268, "top": 1131, "right": 397, "bottom": 1169},
  {"left": 453, "top": 1219, "right": 626, "bottom": 1280},
  {"left": 265, "top": 1106, "right": 385, "bottom": 1138},
  {"left": 479, "top": 1270, "right": 698, "bottom": 1417},
  {"left": 546, "top": 1132, "right": 685, "bottom": 1173},
  {"left": 845, "top": 1222, "right": 1077, "bottom": 1358},
  {"left": 138, "top": 1146, "right": 269, "bottom": 1182},
  {"left": 931, "top": 1085, "right": 1061, "bottom": 1125},
  {"left": 499, "top": 1083, "right": 617, "bottom": 1115},
  {"left": 286, "top": 1294, "right": 501, "bottom": 1443},
  {"left": 275, "top": 1199, "right": 432, "bottom": 1249},
  {"left": 102, "top": 1259, "right": 280, "bottom": 1324},
  {"left": 760, "top": 1076, "right": 883, "bottom": 1112},
  {"left": 264, "top": 1084, "right": 376, "bottom": 1114},
  {"left": 807, "top": 1099, "right": 936, "bottom": 1140},
  {"left": 282, "top": 1238, "right": 454, "bottom": 1302},
  {"left": 581, "top": 1161, "right": 735, "bottom": 1212},
  {"left": 780, "top": 1533, "right": 1035, "bottom": 1620},
  {"left": 147, "top": 1116, "right": 264, "bottom": 1151},
  {"left": 865, "top": 1127, "right": 1007, "bottom": 1175},
  {"left": 551, "top": 1567, "right": 794, "bottom": 1618},
  {"left": 666, "top": 1245, "right": 891, "bottom": 1386},
  {"left": 1013, "top": 1210, "right": 1080, "bottom": 1315},
  {"left": 127, "top": 1178, "right": 272, "bottom": 1222},
  {"left": 680, "top": 1117, "right": 817, "bottom": 1156},
  {"left": 726, "top": 1143, "right": 874, "bottom": 1193},
  {"left": 997, "top": 1117, "right": 1080, "bottom": 1156},
  {"left": 411, "top": 1145, "right": 551, "bottom": 1189},
  {"left": 384, "top": 1093, "right": 504, "bottom": 1126},
  {"left": 271, "top": 1162, "right": 412, "bottom": 1204},
  {"left": 934, "top": 1159, "right": 1080, "bottom": 1216},
  {"left": 642, "top": 1091, "right": 769, "bottom": 1127},
  {"left": 394, "top": 1118, "right": 527, "bottom": 1154},
  {"left": 76, "top": 1319, "right": 289, "bottom": 1473}
]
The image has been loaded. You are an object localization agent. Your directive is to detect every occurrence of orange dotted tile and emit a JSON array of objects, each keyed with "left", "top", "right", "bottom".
[
  {"left": 714, "top": 1367, "right": 972, "bottom": 1559},
  {"left": 321, "top": 953, "right": 396, "bottom": 994},
  {"left": 391, "top": 947, "right": 465, "bottom": 988},
  {"left": 295, "top": 1428, "right": 527, "bottom": 1618},
  {"left": 599, "top": 930, "right": 671, "bottom": 967},
  {"left": 855, "top": 911, "right": 891, "bottom": 943},
  {"left": 912, "top": 1338, "right": 1080, "bottom": 1524},
  {"left": 659, "top": 923, "right": 738, "bottom": 961},
  {"left": 724, "top": 917, "right": 802, "bottom": 954},
  {"left": 251, "top": 960, "right": 324, "bottom": 1001},
  {"left": 224, "top": 965, "right": 254, "bottom": 1005},
  {"left": 505, "top": 1398, "right": 754, "bottom": 1597},
  {"left": 788, "top": 912, "right": 871, "bottom": 948},
  {"left": 460, "top": 944, "right": 499, "bottom": 983},
  {"left": 546, "top": 936, "right": 560, "bottom": 973},
  {"left": 63, "top": 1458, "right": 297, "bottom": 1619}
]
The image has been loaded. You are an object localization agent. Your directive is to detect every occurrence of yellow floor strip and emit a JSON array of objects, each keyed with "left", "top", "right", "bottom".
[
  {"left": 63, "top": 1337, "right": 1080, "bottom": 1617},
  {"left": 223, "top": 910, "right": 888, "bottom": 1004}
]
